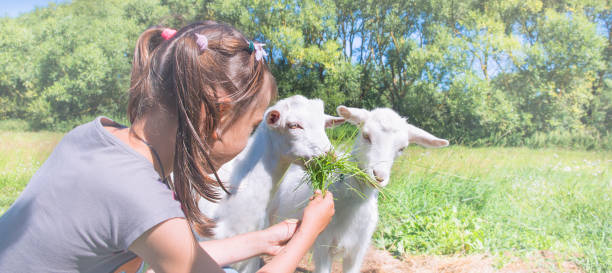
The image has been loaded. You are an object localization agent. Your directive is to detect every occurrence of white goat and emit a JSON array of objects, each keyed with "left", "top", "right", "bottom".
[
  {"left": 199, "top": 95, "right": 344, "bottom": 273},
  {"left": 268, "top": 106, "right": 449, "bottom": 273}
]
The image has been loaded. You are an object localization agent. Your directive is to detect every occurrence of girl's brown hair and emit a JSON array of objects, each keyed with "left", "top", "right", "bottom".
[{"left": 128, "top": 21, "right": 276, "bottom": 236}]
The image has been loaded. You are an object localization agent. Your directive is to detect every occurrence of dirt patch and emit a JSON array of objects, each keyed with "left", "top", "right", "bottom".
[{"left": 288, "top": 246, "right": 583, "bottom": 273}]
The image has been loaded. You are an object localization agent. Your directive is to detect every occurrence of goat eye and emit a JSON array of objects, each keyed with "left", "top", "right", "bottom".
[
  {"left": 287, "top": 123, "right": 302, "bottom": 129},
  {"left": 362, "top": 133, "right": 371, "bottom": 143},
  {"left": 399, "top": 146, "right": 406, "bottom": 152}
]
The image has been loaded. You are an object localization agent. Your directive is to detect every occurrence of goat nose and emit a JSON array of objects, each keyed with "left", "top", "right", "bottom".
[{"left": 373, "top": 170, "right": 384, "bottom": 183}]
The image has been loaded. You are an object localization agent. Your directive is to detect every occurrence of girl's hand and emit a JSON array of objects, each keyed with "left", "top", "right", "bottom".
[
  {"left": 262, "top": 219, "right": 299, "bottom": 256},
  {"left": 300, "top": 190, "right": 335, "bottom": 236},
  {"left": 256, "top": 191, "right": 334, "bottom": 273}
]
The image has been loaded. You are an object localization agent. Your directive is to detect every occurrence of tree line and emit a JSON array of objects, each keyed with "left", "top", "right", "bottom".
[{"left": 0, "top": 0, "right": 610, "bottom": 148}]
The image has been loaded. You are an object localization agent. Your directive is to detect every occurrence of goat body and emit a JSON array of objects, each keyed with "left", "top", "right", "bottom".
[{"left": 199, "top": 95, "right": 342, "bottom": 273}]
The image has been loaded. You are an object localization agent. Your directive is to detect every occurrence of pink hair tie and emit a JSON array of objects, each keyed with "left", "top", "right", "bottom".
[
  {"left": 253, "top": 42, "right": 268, "bottom": 61},
  {"left": 195, "top": 33, "right": 208, "bottom": 52},
  {"left": 161, "top": 28, "right": 177, "bottom": 40}
]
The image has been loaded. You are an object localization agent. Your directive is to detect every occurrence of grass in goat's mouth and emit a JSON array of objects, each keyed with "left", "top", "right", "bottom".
[{"left": 301, "top": 151, "right": 380, "bottom": 197}]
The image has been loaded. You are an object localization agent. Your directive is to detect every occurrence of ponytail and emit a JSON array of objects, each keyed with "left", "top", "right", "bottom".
[
  {"left": 172, "top": 35, "right": 223, "bottom": 237},
  {"left": 128, "top": 27, "right": 165, "bottom": 124}
]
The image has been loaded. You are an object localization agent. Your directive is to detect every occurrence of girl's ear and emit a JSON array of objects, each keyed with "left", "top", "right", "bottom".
[
  {"left": 217, "top": 97, "right": 233, "bottom": 115},
  {"left": 218, "top": 103, "right": 231, "bottom": 114}
]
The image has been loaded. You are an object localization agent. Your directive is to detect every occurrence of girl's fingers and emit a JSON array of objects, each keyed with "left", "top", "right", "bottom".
[{"left": 310, "top": 190, "right": 321, "bottom": 200}]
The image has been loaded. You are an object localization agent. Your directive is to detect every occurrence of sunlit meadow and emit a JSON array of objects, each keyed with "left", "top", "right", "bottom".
[
  {"left": 374, "top": 146, "right": 611, "bottom": 272},
  {"left": 0, "top": 130, "right": 62, "bottom": 214}
]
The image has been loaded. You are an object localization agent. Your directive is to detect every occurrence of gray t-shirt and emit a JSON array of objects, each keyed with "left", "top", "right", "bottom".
[{"left": 0, "top": 117, "right": 185, "bottom": 273}]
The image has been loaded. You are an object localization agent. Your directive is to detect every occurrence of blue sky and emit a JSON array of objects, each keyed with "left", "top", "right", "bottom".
[{"left": 1, "top": 0, "right": 69, "bottom": 17}]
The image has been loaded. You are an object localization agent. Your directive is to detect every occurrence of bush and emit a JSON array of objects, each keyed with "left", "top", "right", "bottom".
[
  {"left": 0, "top": 119, "right": 30, "bottom": 131},
  {"left": 523, "top": 129, "right": 612, "bottom": 150}
]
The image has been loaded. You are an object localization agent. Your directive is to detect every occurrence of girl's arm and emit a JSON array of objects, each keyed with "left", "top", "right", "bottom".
[
  {"left": 129, "top": 218, "right": 224, "bottom": 273},
  {"left": 129, "top": 191, "right": 333, "bottom": 273},
  {"left": 199, "top": 219, "right": 300, "bottom": 266},
  {"left": 128, "top": 218, "right": 299, "bottom": 273}
]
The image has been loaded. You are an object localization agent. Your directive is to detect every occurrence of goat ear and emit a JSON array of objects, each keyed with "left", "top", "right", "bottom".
[
  {"left": 325, "top": 115, "right": 345, "bottom": 128},
  {"left": 407, "top": 124, "right": 449, "bottom": 148},
  {"left": 336, "top": 106, "right": 369, "bottom": 125},
  {"left": 266, "top": 110, "right": 281, "bottom": 127}
]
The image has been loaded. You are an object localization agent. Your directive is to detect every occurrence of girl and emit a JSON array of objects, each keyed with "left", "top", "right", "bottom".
[{"left": 0, "top": 21, "right": 335, "bottom": 273}]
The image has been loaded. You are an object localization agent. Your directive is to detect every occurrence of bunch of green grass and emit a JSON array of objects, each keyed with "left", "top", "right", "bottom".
[{"left": 301, "top": 150, "right": 380, "bottom": 197}]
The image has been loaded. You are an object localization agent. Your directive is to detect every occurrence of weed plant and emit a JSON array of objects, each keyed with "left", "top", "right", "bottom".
[
  {"left": 302, "top": 150, "right": 378, "bottom": 196},
  {"left": 301, "top": 124, "right": 379, "bottom": 196}
]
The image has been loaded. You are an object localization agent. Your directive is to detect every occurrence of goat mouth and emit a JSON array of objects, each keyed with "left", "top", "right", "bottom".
[
  {"left": 295, "top": 156, "right": 312, "bottom": 166},
  {"left": 294, "top": 159, "right": 307, "bottom": 167},
  {"left": 298, "top": 151, "right": 336, "bottom": 165},
  {"left": 367, "top": 170, "right": 386, "bottom": 186}
]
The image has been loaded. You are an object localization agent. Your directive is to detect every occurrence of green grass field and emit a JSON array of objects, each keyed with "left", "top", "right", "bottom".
[
  {"left": 375, "top": 146, "right": 611, "bottom": 272},
  {"left": 1, "top": 130, "right": 610, "bottom": 272},
  {"left": 0, "top": 131, "right": 63, "bottom": 214}
]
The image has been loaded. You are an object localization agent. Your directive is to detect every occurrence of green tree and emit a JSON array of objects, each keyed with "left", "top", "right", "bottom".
[{"left": 0, "top": 0, "right": 609, "bottom": 148}]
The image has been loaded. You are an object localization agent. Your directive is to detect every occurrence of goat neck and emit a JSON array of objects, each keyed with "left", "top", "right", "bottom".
[{"left": 228, "top": 124, "right": 292, "bottom": 195}]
